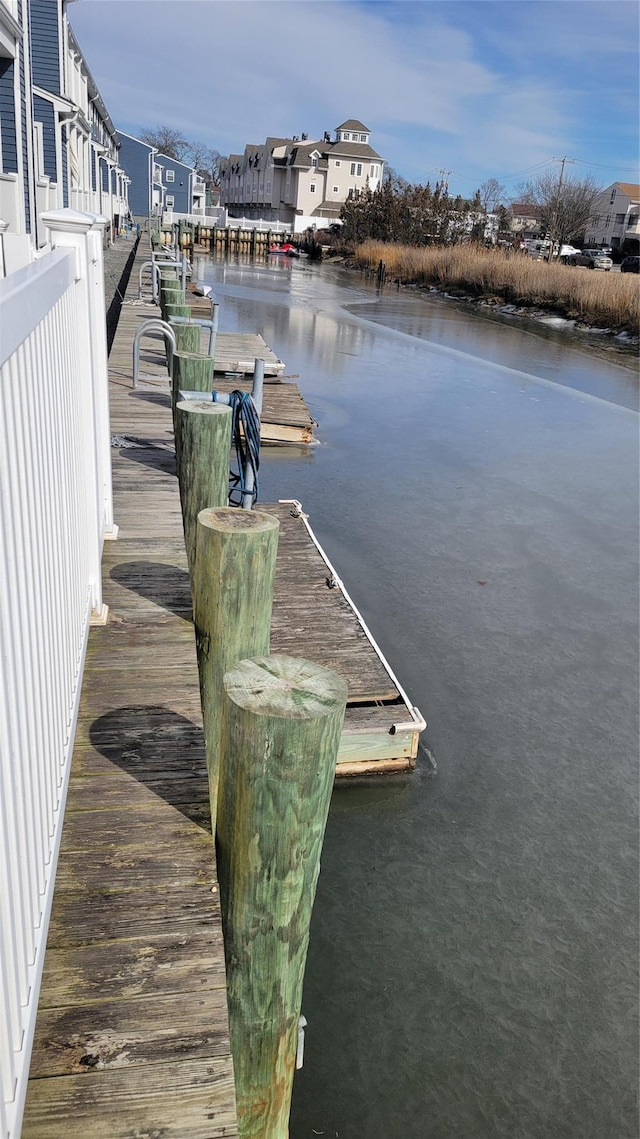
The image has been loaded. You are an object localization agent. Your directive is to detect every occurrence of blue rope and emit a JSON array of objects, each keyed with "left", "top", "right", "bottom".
[{"left": 227, "top": 390, "right": 261, "bottom": 506}]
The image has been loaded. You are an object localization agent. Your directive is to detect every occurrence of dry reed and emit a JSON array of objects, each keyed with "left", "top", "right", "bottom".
[{"left": 353, "top": 242, "right": 640, "bottom": 335}]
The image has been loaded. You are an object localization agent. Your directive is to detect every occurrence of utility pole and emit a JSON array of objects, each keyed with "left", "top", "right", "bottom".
[
  {"left": 547, "top": 155, "right": 575, "bottom": 261},
  {"left": 438, "top": 169, "right": 452, "bottom": 195}
]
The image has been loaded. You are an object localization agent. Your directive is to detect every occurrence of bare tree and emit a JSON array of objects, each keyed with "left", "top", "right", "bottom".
[
  {"left": 477, "top": 177, "right": 505, "bottom": 212},
  {"left": 517, "top": 170, "right": 603, "bottom": 248},
  {"left": 187, "top": 141, "right": 223, "bottom": 187},
  {"left": 139, "top": 125, "right": 190, "bottom": 162},
  {"left": 138, "top": 127, "right": 223, "bottom": 185}
]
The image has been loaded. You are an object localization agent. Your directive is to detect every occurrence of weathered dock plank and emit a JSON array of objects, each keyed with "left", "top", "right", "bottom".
[{"left": 22, "top": 1057, "right": 237, "bottom": 1139}]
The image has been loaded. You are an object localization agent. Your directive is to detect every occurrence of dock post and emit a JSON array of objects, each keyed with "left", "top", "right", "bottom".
[
  {"left": 170, "top": 320, "right": 201, "bottom": 354},
  {"left": 219, "top": 653, "right": 348, "bottom": 1139},
  {"left": 171, "top": 351, "right": 215, "bottom": 413},
  {"left": 175, "top": 400, "right": 233, "bottom": 575},
  {"left": 163, "top": 301, "right": 191, "bottom": 320},
  {"left": 193, "top": 507, "right": 280, "bottom": 830}
]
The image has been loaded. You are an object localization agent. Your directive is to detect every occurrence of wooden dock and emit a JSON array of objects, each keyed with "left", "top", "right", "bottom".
[
  {"left": 22, "top": 233, "right": 422, "bottom": 1135},
  {"left": 21, "top": 244, "right": 239, "bottom": 1139}
]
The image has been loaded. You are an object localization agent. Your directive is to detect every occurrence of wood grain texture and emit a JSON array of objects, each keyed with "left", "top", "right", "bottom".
[
  {"left": 219, "top": 655, "right": 347, "bottom": 1139},
  {"left": 193, "top": 508, "right": 279, "bottom": 833},
  {"left": 175, "top": 400, "right": 233, "bottom": 575}
]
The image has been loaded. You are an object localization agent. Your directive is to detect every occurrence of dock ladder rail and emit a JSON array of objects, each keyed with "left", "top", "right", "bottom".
[
  {"left": 138, "top": 252, "right": 190, "bottom": 302},
  {"left": 132, "top": 319, "right": 176, "bottom": 388},
  {"left": 169, "top": 300, "right": 219, "bottom": 358}
]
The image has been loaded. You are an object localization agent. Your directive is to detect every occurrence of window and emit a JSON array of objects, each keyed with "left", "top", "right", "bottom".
[
  {"left": 165, "top": 169, "right": 175, "bottom": 182},
  {"left": 311, "top": 157, "right": 318, "bottom": 167},
  {"left": 359, "top": 134, "right": 367, "bottom": 142},
  {"left": 310, "top": 184, "right": 316, "bottom": 193},
  {"left": 628, "top": 214, "right": 639, "bottom": 227},
  {"left": 350, "top": 163, "right": 355, "bottom": 175},
  {"left": 343, "top": 132, "right": 350, "bottom": 140},
  {"left": 615, "top": 213, "right": 626, "bottom": 224},
  {"left": 350, "top": 162, "right": 362, "bottom": 177},
  {"left": 370, "top": 164, "right": 377, "bottom": 177},
  {"left": 335, "top": 160, "right": 341, "bottom": 167},
  {"left": 166, "top": 195, "right": 174, "bottom": 207},
  {"left": 333, "top": 186, "right": 339, "bottom": 193}
]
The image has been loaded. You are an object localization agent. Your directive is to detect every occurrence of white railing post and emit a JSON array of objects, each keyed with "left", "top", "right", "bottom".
[
  {"left": 0, "top": 219, "right": 8, "bottom": 278},
  {"left": 87, "top": 216, "right": 118, "bottom": 543},
  {"left": 41, "top": 208, "right": 110, "bottom": 623}
]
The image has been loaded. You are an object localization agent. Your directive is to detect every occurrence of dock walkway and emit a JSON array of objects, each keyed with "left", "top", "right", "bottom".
[
  {"left": 22, "top": 240, "right": 238, "bottom": 1138},
  {"left": 22, "top": 233, "right": 423, "bottom": 1133}
]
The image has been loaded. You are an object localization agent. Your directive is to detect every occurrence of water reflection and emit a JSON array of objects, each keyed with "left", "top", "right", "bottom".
[{"left": 195, "top": 254, "right": 638, "bottom": 411}]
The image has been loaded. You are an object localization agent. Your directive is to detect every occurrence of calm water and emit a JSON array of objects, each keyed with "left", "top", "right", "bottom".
[{"left": 197, "top": 255, "right": 639, "bottom": 1139}]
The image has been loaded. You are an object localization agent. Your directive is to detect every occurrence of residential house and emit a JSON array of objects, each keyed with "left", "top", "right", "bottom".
[
  {"left": 118, "top": 132, "right": 206, "bottom": 221},
  {"left": 507, "top": 202, "right": 544, "bottom": 242},
  {"left": 117, "top": 130, "right": 165, "bottom": 219},
  {"left": 219, "top": 119, "right": 385, "bottom": 231},
  {"left": 155, "top": 151, "right": 202, "bottom": 216},
  {"left": 0, "top": 0, "right": 128, "bottom": 271},
  {"left": 583, "top": 182, "right": 640, "bottom": 252}
]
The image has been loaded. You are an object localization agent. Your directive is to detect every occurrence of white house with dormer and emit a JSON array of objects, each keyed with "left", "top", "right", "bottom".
[
  {"left": 219, "top": 119, "right": 385, "bottom": 231},
  {"left": 583, "top": 182, "right": 640, "bottom": 251}
]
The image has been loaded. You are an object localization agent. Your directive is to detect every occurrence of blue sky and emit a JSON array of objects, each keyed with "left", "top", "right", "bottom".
[{"left": 70, "top": 0, "right": 639, "bottom": 199}]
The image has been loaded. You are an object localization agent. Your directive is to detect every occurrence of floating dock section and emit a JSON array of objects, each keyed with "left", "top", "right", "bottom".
[{"left": 268, "top": 501, "right": 425, "bottom": 774}]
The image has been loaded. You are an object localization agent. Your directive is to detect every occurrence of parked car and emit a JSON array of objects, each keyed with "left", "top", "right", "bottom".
[
  {"left": 567, "top": 250, "right": 613, "bottom": 270},
  {"left": 620, "top": 255, "right": 640, "bottom": 273},
  {"left": 559, "top": 245, "right": 581, "bottom": 261}
]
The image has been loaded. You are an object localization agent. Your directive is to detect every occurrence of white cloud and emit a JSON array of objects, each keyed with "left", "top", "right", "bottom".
[{"left": 69, "top": 0, "right": 634, "bottom": 189}]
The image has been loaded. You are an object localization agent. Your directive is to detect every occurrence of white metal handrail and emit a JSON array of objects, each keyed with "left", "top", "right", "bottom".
[{"left": 0, "top": 209, "right": 114, "bottom": 1138}]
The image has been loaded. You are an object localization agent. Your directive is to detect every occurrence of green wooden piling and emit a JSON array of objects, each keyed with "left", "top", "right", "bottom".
[
  {"left": 171, "top": 351, "right": 216, "bottom": 412},
  {"left": 219, "top": 653, "right": 348, "bottom": 1139},
  {"left": 175, "top": 401, "right": 232, "bottom": 576},
  {"left": 170, "top": 321, "right": 201, "bottom": 354},
  {"left": 193, "top": 507, "right": 279, "bottom": 830},
  {"left": 164, "top": 302, "right": 191, "bottom": 319}
]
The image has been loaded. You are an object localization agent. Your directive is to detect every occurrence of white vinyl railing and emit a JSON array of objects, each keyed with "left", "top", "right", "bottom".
[{"left": 0, "top": 208, "right": 115, "bottom": 1139}]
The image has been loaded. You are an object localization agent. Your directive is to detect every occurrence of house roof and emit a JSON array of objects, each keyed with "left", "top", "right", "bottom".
[
  {"left": 337, "top": 119, "right": 370, "bottom": 132},
  {"left": 614, "top": 182, "right": 640, "bottom": 199},
  {"left": 328, "top": 141, "right": 382, "bottom": 160},
  {"left": 509, "top": 202, "right": 542, "bottom": 218}
]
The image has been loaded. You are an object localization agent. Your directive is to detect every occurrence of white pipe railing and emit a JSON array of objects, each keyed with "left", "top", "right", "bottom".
[{"left": 0, "top": 208, "right": 115, "bottom": 1138}]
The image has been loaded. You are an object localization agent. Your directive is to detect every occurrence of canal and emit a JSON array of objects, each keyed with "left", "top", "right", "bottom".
[{"left": 196, "top": 254, "right": 639, "bottom": 1139}]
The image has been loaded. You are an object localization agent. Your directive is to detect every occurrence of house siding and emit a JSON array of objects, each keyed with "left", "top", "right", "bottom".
[
  {"left": 33, "top": 94, "right": 57, "bottom": 180},
  {"left": 0, "top": 58, "right": 18, "bottom": 172},
  {"left": 117, "top": 132, "right": 152, "bottom": 216},
  {"left": 156, "top": 153, "right": 192, "bottom": 213},
  {"left": 29, "top": 0, "right": 61, "bottom": 94}
]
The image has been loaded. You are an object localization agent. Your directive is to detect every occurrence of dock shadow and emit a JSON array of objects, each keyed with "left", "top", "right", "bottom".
[
  {"left": 89, "top": 705, "right": 210, "bottom": 832},
  {"left": 128, "top": 390, "right": 172, "bottom": 407},
  {"left": 118, "top": 445, "right": 176, "bottom": 475},
  {"left": 110, "top": 560, "right": 191, "bottom": 616}
]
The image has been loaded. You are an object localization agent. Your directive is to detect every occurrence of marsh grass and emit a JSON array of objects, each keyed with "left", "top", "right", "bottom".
[{"left": 352, "top": 242, "right": 640, "bottom": 335}]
